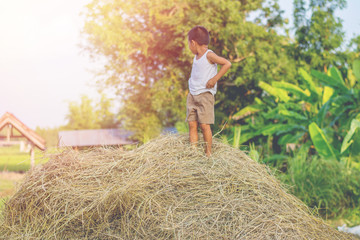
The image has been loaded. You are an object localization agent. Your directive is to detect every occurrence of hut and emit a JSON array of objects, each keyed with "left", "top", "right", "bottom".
[
  {"left": 58, "top": 129, "right": 135, "bottom": 149},
  {"left": 0, "top": 112, "right": 46, "bottom": 168}
]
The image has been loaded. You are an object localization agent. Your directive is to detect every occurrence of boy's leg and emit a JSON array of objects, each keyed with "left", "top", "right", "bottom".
[
  {"left": 188, "top": 121, "right": 198, "bottom": 146},
  {"left": 200, "top": 123, "right": 212, "bottom": 157}
]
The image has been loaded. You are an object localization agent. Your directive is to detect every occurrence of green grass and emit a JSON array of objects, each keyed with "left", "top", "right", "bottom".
[
  {"left": 274, "top": 145, "right": 360, "bottom": 224},
  {"left": 0, "top": 145, "right": 48, "bottom": 172},
  {"left": 250, "top": 143, "right": 360, "bottom": 227},
  {"left": 0, "top": 179, "right": 14, "bottom": 207},
  {"left": 0, "top": 145, "right": 54, "bottom": 209},
  {"left": 0, "top": 178, "right": 14, "bottom": 192},
  {"left": 0, "top": 172, "right": 25, "bottom": 210}
]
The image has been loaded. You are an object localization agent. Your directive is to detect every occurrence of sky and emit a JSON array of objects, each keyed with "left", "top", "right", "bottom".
[
  {"left": 0, "top": 0, "right": 359, "bottom": 130},
  {"left": 0, "top": 0, "right": 98, "bottom": 129}
]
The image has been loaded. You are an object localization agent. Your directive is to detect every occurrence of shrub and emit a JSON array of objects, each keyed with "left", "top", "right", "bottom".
[{"left": 278, "top": 146, "right": 360, "bottom": 219}]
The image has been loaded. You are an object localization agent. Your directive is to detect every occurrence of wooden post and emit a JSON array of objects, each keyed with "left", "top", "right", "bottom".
[
  {"left": 20, "top": 141, "right": 25, "bottom": 152},
  {"left": 30, "top": 144, "right": 35, "bottom": 169},
  {"left": 6, "top": 124, "right": 11, "bottom": 142}
]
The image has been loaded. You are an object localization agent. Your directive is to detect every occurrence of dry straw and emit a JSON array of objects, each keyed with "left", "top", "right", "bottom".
[{"left": 0, "top": 134, "right": 358, "bottom": 239}]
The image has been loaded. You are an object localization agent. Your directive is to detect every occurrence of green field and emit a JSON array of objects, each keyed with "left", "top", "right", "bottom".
[
  {"left": 0, "top": 145, "right": 48, "bottom": 208},
  {"left": 0, "top": 145, "right": 48, "bottom": 172},
  {"left": 0, "top": 172, "right": 25, "bottom": 210}
]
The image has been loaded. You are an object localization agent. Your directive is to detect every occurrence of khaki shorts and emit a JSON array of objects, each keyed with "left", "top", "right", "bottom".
[{"left": 186, "top": 91, "right": 215, "bottom": 124}]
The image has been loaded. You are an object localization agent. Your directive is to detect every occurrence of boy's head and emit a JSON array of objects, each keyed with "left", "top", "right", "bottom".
[{"left": 187, "top": 26, "right": 210, "bottom": 47}]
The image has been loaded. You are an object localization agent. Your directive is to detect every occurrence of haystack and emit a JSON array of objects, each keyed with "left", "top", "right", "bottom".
[{"left": 0, "top": 134, "right": 357, "bottom": 239}]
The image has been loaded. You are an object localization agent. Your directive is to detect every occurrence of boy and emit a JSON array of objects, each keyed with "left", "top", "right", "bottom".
[{"left": 186, "top": 26, "right": 231, "bottom": 157}]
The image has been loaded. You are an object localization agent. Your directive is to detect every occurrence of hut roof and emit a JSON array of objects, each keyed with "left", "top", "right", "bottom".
[
  {"left": 58, "top": 129, "right": 134, "bottom": 147},
  {"left": 0, "top": 112, "right": 46, "bottom": 150}
]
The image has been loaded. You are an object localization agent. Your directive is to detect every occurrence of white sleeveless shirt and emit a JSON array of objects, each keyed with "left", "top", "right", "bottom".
[{"left": 188, "top": 49, "right": 217, "bottom": 95}]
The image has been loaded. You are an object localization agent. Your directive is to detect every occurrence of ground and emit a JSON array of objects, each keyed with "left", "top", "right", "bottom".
[{"left": 0, "top": 171, "right": 24, "bottom": 208}]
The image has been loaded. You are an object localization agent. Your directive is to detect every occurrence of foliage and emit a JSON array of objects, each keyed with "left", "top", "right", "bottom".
[
  {"left": 308, "top": 122, "right": 337, "bottom": 160},
  {"left": 64, "top": 94, "right": 118, "bottom": 130},
  {"left": 349, "top": 35, "right": 360, "bottom": 54},
  {"left": 175, "top": 121, "right": 188, "bottom": 134},
  {"left": 82, "top": 0, "right": 297, "bottom": 140},
  {"left": 232, "top": 60, "right": 360, "bottom": 160},
  {"left": 229, "top": 60, "right": 360, "bottom": 221},
  {"left": 278, "top": 146, "right": 360, "bottom": 219},
  {"left": 292, "top": 0, "right": 347, "bottom": 71},
  {"left": 35, "top": 126, "right": 61, "bottom": 147},
  {"left": 341, "top": 119, "right": 360, "bottom": 155}
]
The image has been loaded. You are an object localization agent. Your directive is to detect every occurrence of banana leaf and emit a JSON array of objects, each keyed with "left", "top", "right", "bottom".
[
  {"left": 353, "top": 59, "right": 360, "bottom": 80},
  {"left": 278, "top": 109, "right": 308, "bottom": 121},
  {"left": 331, "top": 94, "right": 353, "bottom": 106},
  {"left": 341, "top": 119, "right": 360, "bottom": 153},
  {"left": 262, "top": 154, "right": 288, "bottom": 164},
  {"left": 317, "top": 98, "right": 332, "bottom": 127},
  {"left": 348, "top": 69, "right": 357, "bottom": 88},
  {"left": 254, "top": 97, "right": 263, "bottom": 104},
  {"left": 262, "top": 108, "right": 280, "bottom": 120},
  {"left": 282, "top": 102, "right": 303, "bottom": 111},
  {"left": 322, "top": 86, "right": 334, "bottom": 105},
  {"left": 239, "top": 131, "right": 260, "bottom": 145},
  {"left": 232, "top": 105, "right": 263, "bottom": 120},
  {"left": 299, "top": 68, "right": 320, "bottom": 99},
  {"left": 349, "top": 130, "right": 360, "bottom": 156},
  {"left": 262, "top": 104, "right": 307, "bottom": 121},
  {"left": 278, "top": 132, "right": 305, "bottom": 145},
  {"left": 329, "top": 105, "right": 355, "bottom": 128},
  {"left": 237, "top": 124, "right": 304, "bottom": 144},
  {"left": 257, "top": 124, "right": 305, "bottom": 136},
  {"left": 329, "top": 67, "right": 344, "bottom": 85},
  {"left": 316, "top": 93, "right": 352, "bottom": 127},
  {"left": 233, "top": 126, "right": 242, "bottom": 148},
  {"left": 308, "top": 122, "right": 338, "bottom": 160},
  {"left": 259, "top": 81, "right": 290, "bottom": 102},
  {"left": 272, "top": 81, "right": 311, "bottom": 101},
  {"left": 311, "top": 69, "right": 348, "bottom": 92}
]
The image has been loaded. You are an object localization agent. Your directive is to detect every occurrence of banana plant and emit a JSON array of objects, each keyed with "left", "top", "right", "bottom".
[
  {"left": 341, "top": 118, "right": 360, "bottom": 156},
  {"left": 311, "top": 61, "right": 360, "bottom": 151},
  {"left": 231, "top": 59, "right": 360, "bottom": 157},
  {"left": 231, "top": 67, "right": 321, "bottom": 147},
  {"left": 308, "top": 122, "right": 338, "bottom": 160},
  {"left": 308, "top": 118, "right": 360, "bottom": 162}
]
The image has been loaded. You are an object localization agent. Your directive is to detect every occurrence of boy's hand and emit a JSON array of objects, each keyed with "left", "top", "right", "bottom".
[{"left": 206, "top": 78, "right": 217, "bottom": 88}]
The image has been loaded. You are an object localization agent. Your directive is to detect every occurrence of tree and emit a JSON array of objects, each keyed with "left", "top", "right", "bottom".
[
  {"left": 35, "top": 126, "right": 62, "bottom": 148},
  {"left": 348, "top": 35, "right": 360, "bottom": 66},
  {"left": 349, "top": 35, "right": 360, "bottom": 54},
  {"left": 65, "top": 94, "right": 118, "bottom": 130},
  {"left": 292, "top": 0, "right": 347, "bottom": 71},
  {"left": 82, "top": 0, "right": 297, "bottom": 140}
]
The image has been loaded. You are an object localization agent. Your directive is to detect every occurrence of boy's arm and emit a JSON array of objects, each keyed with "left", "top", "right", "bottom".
[{"left": 206, "top": 52, "right": 231, "bottom": 88}]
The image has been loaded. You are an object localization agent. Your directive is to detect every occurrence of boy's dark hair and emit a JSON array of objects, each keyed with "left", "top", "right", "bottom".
[{"left": 188, "top": 26, "right": 210, "bottom": 45}]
